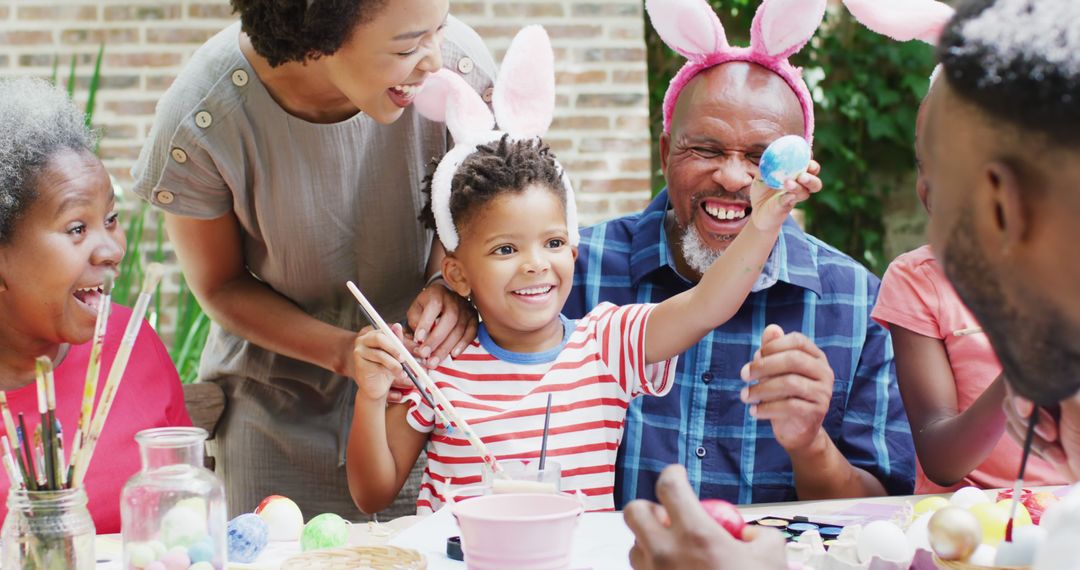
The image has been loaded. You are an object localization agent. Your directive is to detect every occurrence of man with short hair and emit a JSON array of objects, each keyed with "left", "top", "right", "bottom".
[
  {"left": 623, "top": 0, "right": 1080, "bottom": 567},
  {"left": 564, "top": 5, "right": 915, "bottom": 507}
]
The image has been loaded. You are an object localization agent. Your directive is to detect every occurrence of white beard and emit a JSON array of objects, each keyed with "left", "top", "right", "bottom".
[{"left": 678, "top": 224, "right": 731, "bottom": 276}]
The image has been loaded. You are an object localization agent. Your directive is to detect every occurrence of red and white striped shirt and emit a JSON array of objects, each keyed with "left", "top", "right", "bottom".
[{"left": 403, "top": 302, "right": 677, "bottom": 514}]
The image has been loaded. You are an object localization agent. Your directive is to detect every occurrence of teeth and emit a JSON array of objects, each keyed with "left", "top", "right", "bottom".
[
  {"left": 75, "top": 286, "right": 103, "bottom": 294},
  {"left": 514, "top": 286, "right": 553, "bottom": 295},
  {"left": 391, "top": 84, "right": 419, "bottom": 96},
  {"left": 704, "top": 204, "right": 746, "bottom": 221}
]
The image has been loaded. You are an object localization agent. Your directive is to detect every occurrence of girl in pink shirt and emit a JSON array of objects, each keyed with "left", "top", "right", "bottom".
[{"left": 871, "top": 82, "right": 1066, "bottom": 493}]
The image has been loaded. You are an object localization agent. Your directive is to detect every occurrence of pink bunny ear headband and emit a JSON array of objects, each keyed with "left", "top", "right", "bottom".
[
  {"left": 841, "top": 0, "right": 955, "bottom": 86},
  {"left": 647, "top": 0, "right": 827, "bottom": 142},
  {"left": 413, "top": 25, "right": 578, "bottom": 253}
]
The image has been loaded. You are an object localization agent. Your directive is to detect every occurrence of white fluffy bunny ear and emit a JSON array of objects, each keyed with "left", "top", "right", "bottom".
[
  {"left": 415, "top": 68, "right": 494, "bottom": 143},
  {"left": 492, "top": 25, "right": 555, "bottom": 139},
  {"left": 842, "top": 0, "right": 954, "bottom": 45},
  {"left": 645, "top": 0, "right": 727, "bottom": 61},
  {"left": 750, "top": 0, "right": 827, "bottom": 59}
]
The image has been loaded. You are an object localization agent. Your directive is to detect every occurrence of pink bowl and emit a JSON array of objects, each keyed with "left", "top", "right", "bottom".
[{"left": 450, "top": 492, "right": 584, "bottom": 570}]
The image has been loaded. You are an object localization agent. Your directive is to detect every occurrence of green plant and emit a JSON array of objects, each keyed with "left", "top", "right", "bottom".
[{"left": 645, "top": 2, "right": 935, "bottom": 273}]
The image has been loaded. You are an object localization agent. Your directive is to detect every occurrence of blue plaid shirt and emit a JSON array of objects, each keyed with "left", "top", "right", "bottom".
[{"left": 564, "top": 190, "right": 914, "bottom": 507}]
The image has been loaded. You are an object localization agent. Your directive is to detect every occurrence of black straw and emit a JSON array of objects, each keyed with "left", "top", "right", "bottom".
[
  {"left": 538, "top": 393, "right": 553, "bottom": 470},
  {"left": 1006, "top": 407, "right": 1041, "bottom": 542}
]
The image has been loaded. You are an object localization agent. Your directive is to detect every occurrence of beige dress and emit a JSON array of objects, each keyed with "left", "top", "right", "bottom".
[{"left": 131, "top": 19, "right": 495, "bottom": 520}]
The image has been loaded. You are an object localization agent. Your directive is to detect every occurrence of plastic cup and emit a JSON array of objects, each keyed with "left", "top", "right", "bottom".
[{"left": 482, "top": 460, "right": 561, "bottom": 494}]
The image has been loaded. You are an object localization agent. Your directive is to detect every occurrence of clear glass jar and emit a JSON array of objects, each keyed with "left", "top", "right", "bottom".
[
  {"left": 1, "top": 487, "right": 96, "bottom": 569},
  {"left": 121, "top": 427, "right": 227, "bottom": 569}
]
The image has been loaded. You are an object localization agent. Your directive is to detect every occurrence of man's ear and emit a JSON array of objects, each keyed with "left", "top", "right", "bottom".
[
  {"left": 441, "top": 255, "right": 471, "bottom": 299},
  {"left": 659, "top": 132, "right": 672, "bottom": 182},
  {"left": 570, "top": 245, "right": 579, "bottom": 262},
  {"left": 983, "top": 161, "right": 1028, "bottom": 253}
]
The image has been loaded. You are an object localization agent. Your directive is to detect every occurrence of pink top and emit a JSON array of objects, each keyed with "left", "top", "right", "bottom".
[
  {"left": 0, "top": 304, "right": 192, "bottom": 533},
  {"left": 872, "top": 246, "right": 1067, "bottom": 493}
]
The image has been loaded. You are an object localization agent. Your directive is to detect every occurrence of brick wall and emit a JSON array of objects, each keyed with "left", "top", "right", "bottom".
[{"left": 0, "top": 0, "right": 653, "bottom": 335}]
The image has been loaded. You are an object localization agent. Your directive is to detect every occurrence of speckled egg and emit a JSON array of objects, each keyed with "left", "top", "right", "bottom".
[
  {"left": 759, "top": 135, "right": 811, "bottom": 190},
  {"left": 227, "top": 513, "right": 270, "bottom": 563}
]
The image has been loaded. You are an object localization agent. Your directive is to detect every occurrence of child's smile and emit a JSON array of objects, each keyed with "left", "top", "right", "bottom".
[{"left": 445, "top": 184, "right": 577, "bottom": 354}]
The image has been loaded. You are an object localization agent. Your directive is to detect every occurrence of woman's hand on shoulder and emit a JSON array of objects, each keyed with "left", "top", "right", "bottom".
[{"left": 406, "top": 279, "right": 478, "bottom": 368}]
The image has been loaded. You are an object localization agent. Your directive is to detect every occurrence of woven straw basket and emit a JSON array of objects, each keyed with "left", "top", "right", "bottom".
[
  {"left": 933, "top": 556, "right": 1029, "bottom": 570},
  {"left": 281, "top": 545, "right": 426, "bottom": 569}
]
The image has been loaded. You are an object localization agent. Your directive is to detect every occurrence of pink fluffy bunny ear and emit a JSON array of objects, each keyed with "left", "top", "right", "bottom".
[
  {"left": 645, "top": 0, "right": 727, "bottom": 62},
  {"left": 415, "top": 68, "right": 494, "bottom": 142},
  {"left": 492, "top": 25, "right": 555, "bottom": 139},
  {"left": 750, "top": 0, "right": 828, "bottom": 59},
  {"left": 842, "top": 0, "right": 954, "bottom": 45}
]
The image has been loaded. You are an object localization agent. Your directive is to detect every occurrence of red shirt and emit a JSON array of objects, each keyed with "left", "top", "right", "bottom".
[{"left": 0, "top": 304, "right": 192, "bottom": 533}]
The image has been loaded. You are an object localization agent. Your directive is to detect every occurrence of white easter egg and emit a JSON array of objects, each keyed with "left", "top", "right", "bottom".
[
  {"left": 950, "top": 486, "right": 991, "bottom": 509},
  {"left": 255, "top": 495, "right": 305, "bottom": 542},
  {"left": 856, "top": 520, "right": 914, "bottom": 564}
]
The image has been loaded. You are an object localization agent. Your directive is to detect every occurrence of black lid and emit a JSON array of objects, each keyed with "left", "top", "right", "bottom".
[{"left": 446, "top": 535, "right": 464, "bottom": 561}]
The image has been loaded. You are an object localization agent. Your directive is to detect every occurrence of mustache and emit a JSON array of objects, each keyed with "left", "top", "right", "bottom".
[{"left": 691, "top": 190, "right": 751, "bottom": 208}]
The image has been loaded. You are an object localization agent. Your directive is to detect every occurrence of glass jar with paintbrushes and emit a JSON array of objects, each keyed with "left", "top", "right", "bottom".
[{"left": 0, "top": 265, "right": 165, "bottom": 569}]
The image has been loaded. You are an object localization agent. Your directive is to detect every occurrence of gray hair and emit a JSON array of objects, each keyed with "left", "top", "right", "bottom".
[{"left": 0, "top": 77, "right": 97, "bottom": 243}]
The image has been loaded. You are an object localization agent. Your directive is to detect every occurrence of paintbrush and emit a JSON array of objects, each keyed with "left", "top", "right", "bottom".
[
  {"left": 353, "top": 298, "right": 443, "bottom": 420},
  {"left": 33, "top": 358, "right": 57, "bottom": 489},
  {"left": 0, "top": 393, "right": 32, "bottom": 490},
  {"left": 73, "top": 264, "right": 164, "bottom": 487},
  {"left": 39, "top": 357, "right": 65, "bottom": 487},
  {"left": 346, "top": 281, "right": 506, "bottom": 478},
  {"left": 68, "top": 273, "right": 113, "bottom": 477},
  {"left": 16, "top": 415, "right": 37, "bottom": 491},
  {"left": 539, "top": 393, "right": 553, "bottom": 470},
  {"left": 1005, "top": 407, "right": 1040, "bottom": 542},
  {"left": 2, "top": 436, "right": 24, "bottom": 489}
]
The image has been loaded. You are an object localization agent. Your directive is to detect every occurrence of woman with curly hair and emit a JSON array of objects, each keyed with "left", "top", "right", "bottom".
[{"left": 131, "top": 0, "right": 494, "bottom": 520}]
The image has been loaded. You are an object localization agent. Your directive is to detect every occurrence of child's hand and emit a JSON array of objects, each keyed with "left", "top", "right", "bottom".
[
  {"left": 749, "top": 160, "right": 822, "bottom": 232},
  {"left": 352, "top": 324, "right": 410, "bottom": 402}
]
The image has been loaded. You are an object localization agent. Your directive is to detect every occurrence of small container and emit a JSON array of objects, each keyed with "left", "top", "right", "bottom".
[
  {"left": 1, "top": 487, "right": 96, "bottom": 569},
  {"left": 121, "top": 427, "right": 227, "bottom": 569},
  {"left": 482, "top": 460, "right": 562, "bottom": 494}
]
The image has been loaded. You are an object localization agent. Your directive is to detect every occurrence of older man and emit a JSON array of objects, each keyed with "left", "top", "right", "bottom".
[
  {"left": 623, "top": 0, "right": 1080, "bottom": 567},
  {"left": 564, "top": 1, "right": 914, "bottom": 507}
]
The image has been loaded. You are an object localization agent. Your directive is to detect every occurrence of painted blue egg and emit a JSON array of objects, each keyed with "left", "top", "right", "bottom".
[
  {"left": 227, "top": 513, "right": 269, "bottom": 563},
  {"left": 759, "top": 135, "right": 811, "bottom": 190}
]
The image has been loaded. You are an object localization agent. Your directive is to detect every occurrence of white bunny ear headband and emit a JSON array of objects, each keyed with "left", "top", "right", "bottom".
[
  {"left": 841, "top": 0, "right": 955, "bottom": 86},
  {"left": 646, "top": 0, "right": 828, "bottom": 142},
  {"left": 414, "top": 25, "right": 578, "bottom": 253}
]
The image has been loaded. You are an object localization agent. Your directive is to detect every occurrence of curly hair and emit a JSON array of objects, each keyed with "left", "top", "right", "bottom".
[
  {"left": 939, "top": 0, "right": 1080, "bottom": 148},
  {"left": 231, "top": 0, "right": 390, "bottom": 67},
  {"left": 419, "top": 136, "right": 567, "bottom": 238},
  {"left": 0, "top": 77, "right": 97, "bottom": 244}
]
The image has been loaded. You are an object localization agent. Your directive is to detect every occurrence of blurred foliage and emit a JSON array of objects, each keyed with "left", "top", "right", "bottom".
[{"left": 645, "top": 0, "right": 936, "bottom": 273}]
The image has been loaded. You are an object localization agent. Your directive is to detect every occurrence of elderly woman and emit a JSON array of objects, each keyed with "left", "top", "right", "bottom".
[
  {"left": 131, "top": 0, "right": 493, "bottom": 519},
  {"left": 0, "top": 77, "right": 191, "bottom": 533}
]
